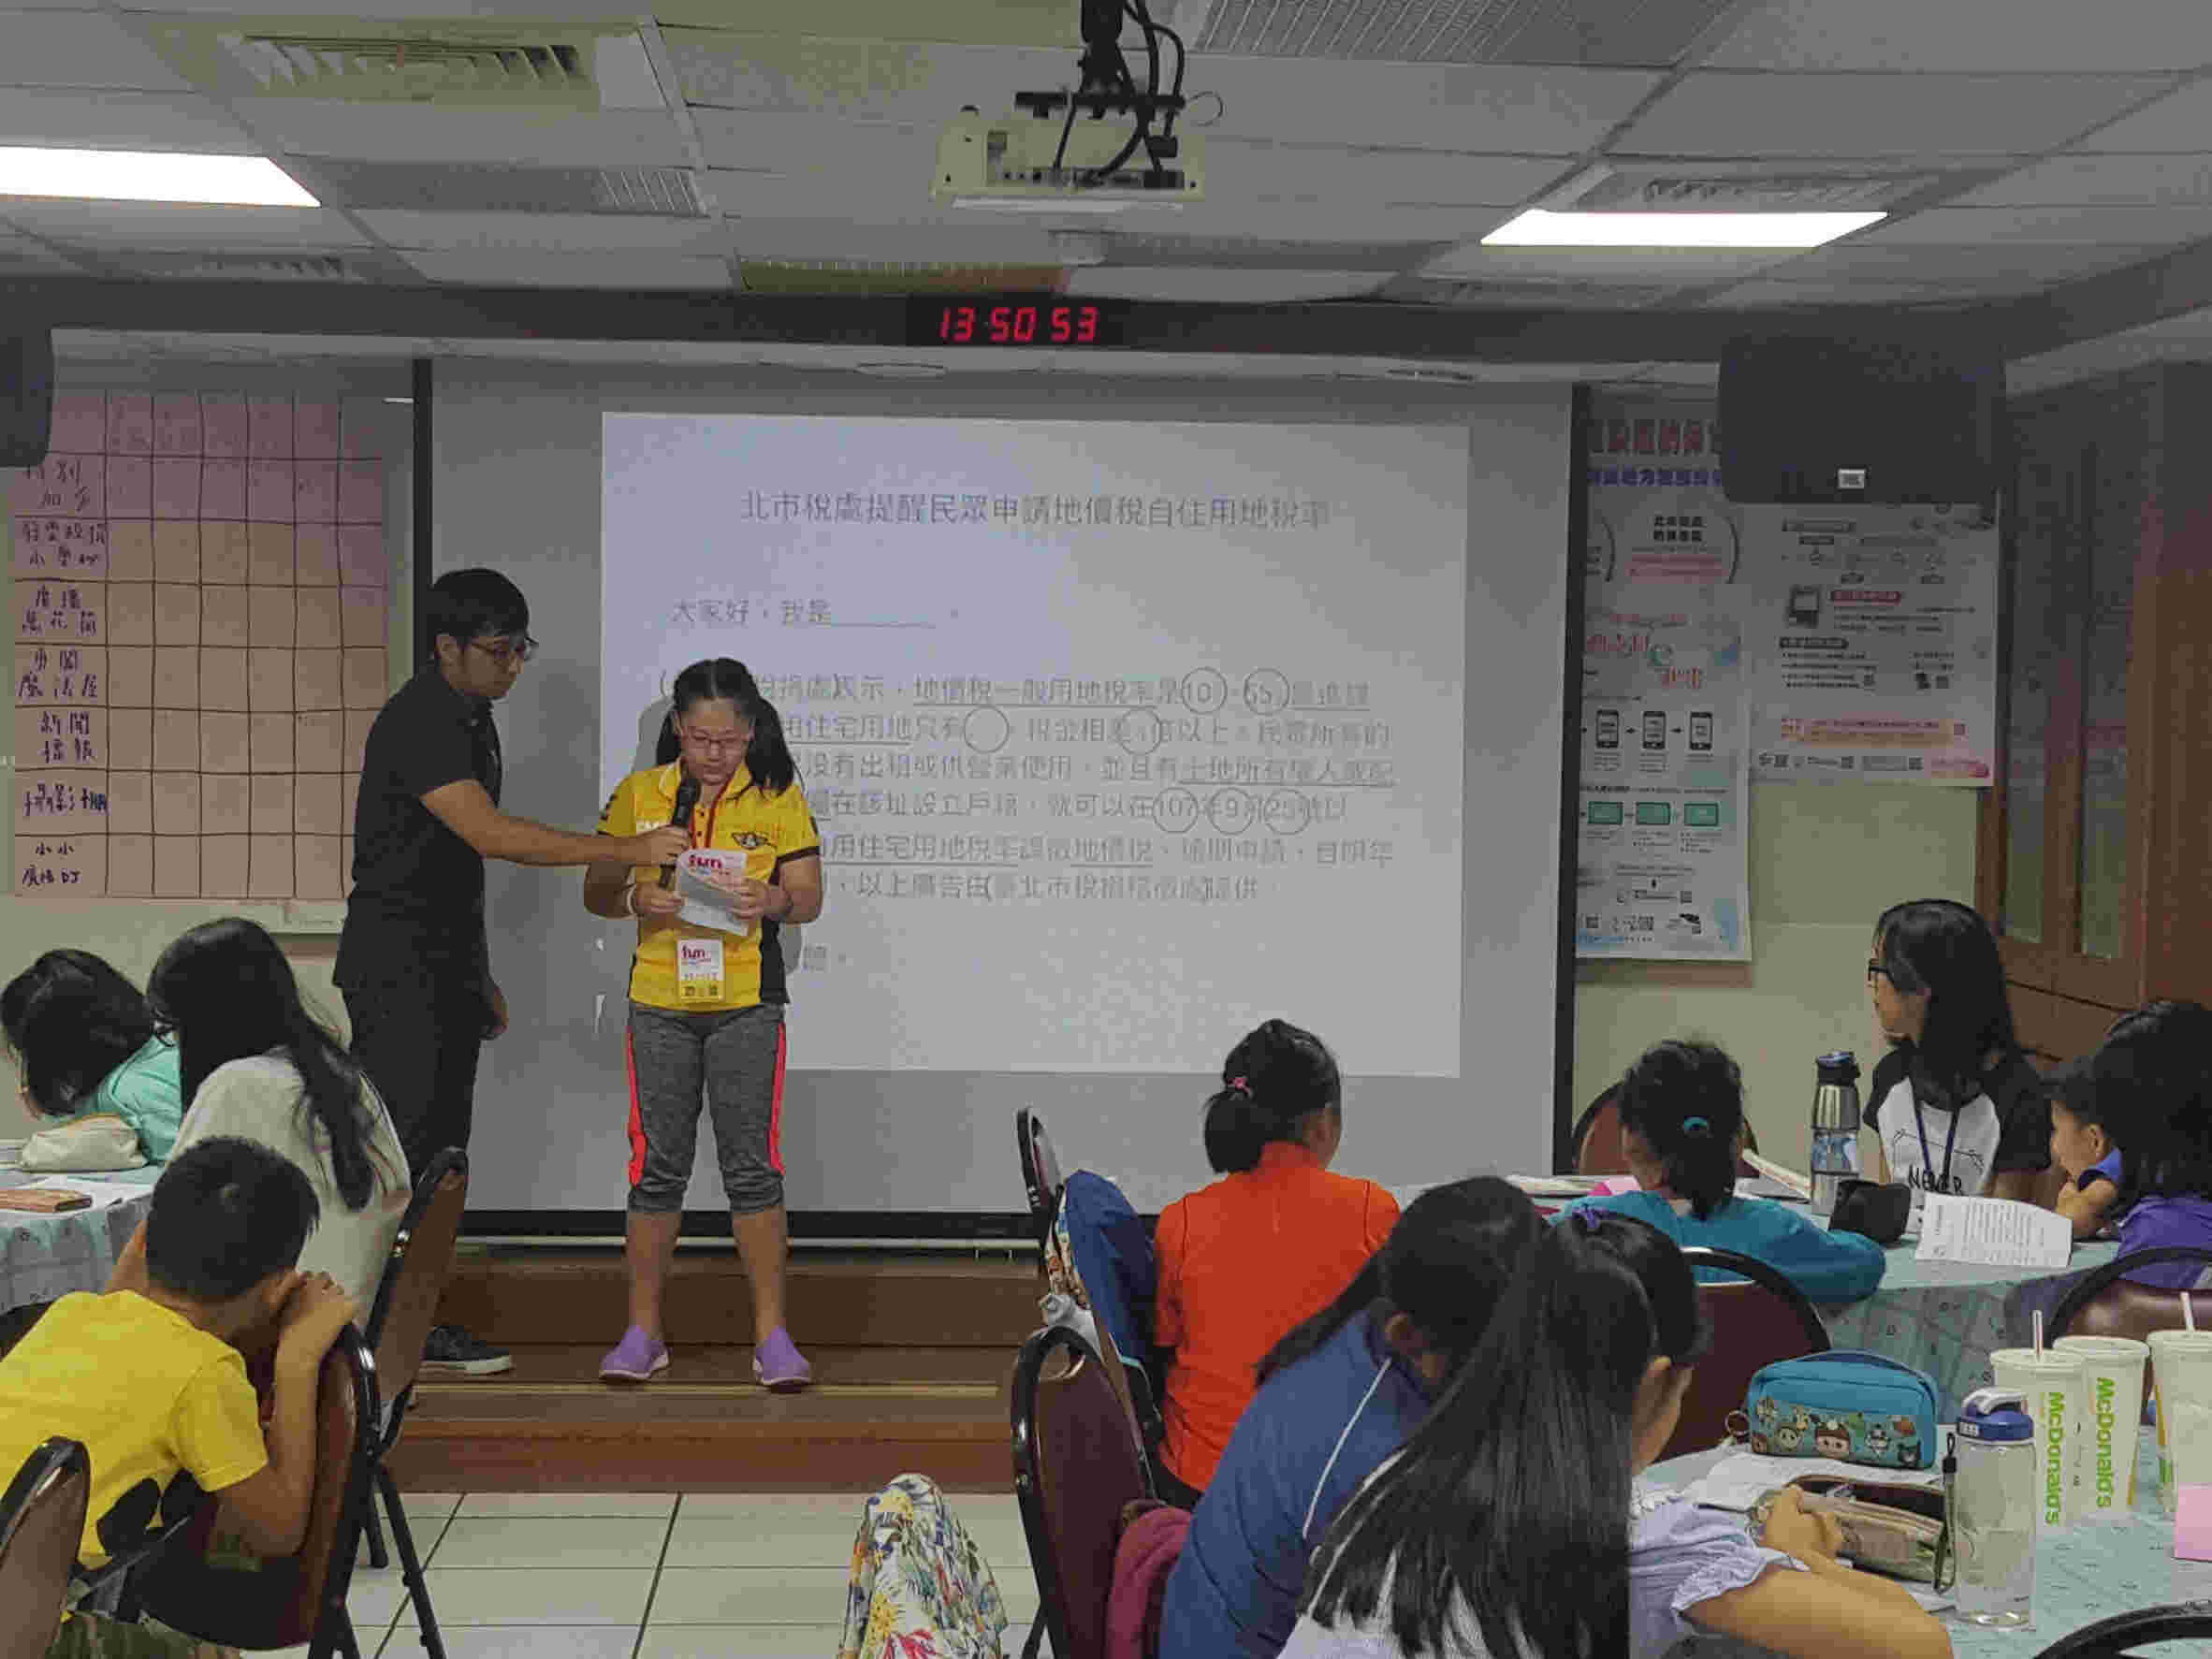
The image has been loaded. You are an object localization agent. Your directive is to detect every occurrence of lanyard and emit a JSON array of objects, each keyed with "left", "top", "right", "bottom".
[{"left": 1912, "top": 1097, "right": 1962, "bottom": 1195}]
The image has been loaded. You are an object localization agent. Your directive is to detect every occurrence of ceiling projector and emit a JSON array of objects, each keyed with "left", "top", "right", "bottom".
[{"left": 933, "top": 106, "right": 1204, "bottom": 210}]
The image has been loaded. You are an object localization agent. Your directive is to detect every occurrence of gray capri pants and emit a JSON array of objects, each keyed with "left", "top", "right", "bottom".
[{"left": 625, "top": 1001, "right": 786, "bottom": 1215}]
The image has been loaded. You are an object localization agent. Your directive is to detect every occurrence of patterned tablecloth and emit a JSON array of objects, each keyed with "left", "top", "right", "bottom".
[
  {"left": 0, "top": 1165, "right": 160, "bottom": 1317},
  {"left": 1817, "top": 1242, "right": 2122, "bottom": 1419},
  {"left": 1653, "top": 1433, "right": 2212, "bottom": 1657}
]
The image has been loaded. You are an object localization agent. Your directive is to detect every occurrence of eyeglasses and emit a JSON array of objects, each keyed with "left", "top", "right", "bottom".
[
  {"left": 677, "top": 729, "right": 749, "bottom": 755},
  {"left": 468, "top": 633, "right": 537, "bottom": 666},
  {"left": 1867, "top": 959, "right": 1895, "bottom": 985}
]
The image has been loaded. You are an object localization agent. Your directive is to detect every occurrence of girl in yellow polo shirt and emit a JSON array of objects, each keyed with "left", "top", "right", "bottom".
[{"left": 585, "top": 658, "right": 822, "bottom": 1388}]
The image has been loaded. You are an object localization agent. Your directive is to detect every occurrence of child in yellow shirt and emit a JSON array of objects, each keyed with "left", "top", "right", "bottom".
[{"left": 0, "top": 1136, "right": 356, "bottom": 1658}]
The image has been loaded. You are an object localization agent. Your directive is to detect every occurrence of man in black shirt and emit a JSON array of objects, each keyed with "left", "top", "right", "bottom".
[{"left": 337, "top": 570, "right": 686, "bottom": 1374}]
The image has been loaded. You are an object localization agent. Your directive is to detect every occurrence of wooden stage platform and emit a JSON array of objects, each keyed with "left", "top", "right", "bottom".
[{"left": 386, "top": 1244, "right": 1041, "bottom": 1493}]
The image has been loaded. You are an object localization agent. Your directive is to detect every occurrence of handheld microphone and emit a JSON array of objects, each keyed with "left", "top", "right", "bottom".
[{"left": 661, "top": 770, "right": 700, "bottom": 889}]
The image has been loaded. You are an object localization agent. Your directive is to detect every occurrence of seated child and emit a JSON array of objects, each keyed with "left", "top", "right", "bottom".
[
  {"left": 1560, "top": 1040, "right": 1886, "bottom": 1303},
  {"left": 2047, "top": 1000, "right": 2212, "bottom": 1287},
  {"left": 0, "top": 1137, "right": 357, "bottom": 1659},
  {"left": 3, "top": 950, "right": 184, "bottom": 1165}
]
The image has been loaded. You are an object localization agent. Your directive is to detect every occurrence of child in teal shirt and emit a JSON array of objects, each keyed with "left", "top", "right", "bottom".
[
  {"left": 1561, "top": 1040, "right": 1886, "bottom": 1303},
  {"left": 3, "top": 950, "right": 184, "bottom": 1161}
]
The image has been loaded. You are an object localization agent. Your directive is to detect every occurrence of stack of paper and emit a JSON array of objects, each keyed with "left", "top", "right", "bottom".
[{"left": 1914, "top": 1195, "right": 2072, "bottom": 1270}]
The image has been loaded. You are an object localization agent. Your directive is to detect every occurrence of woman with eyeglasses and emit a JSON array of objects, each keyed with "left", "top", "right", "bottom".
[
  {"left": 1864, "top": 899, "right": 2051, "bottom": 1223},
  {"left": 336, "top": 569, "right": 691, "bottom": 1376},
  {"left": 585, "top": 658, "right": 824, "bottom": 1390}
]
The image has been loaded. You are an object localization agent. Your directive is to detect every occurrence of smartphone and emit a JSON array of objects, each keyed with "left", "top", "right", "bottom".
[
  {"left": 1642, "top": 711, "right": 1667, "bottom": 750},
  {"left": 1690, "top": 711, "right": 1714, "bottom": 752},
  {"left": 1595, "top": 709, "right": 1621, "bottom": 749}
]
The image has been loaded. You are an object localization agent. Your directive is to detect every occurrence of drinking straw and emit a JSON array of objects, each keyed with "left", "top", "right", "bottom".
[
  {"left": 2034, "top": 1310, "right": 2045, "bottom": 1359},
  {"left": 2187, "top": 1294, "right": 2198, "bottom": 1333}
]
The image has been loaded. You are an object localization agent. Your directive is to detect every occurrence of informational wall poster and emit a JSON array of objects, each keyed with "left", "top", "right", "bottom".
[
  {"left": 1579, "top": 401, "right": 1751, "bottom": 961},
  {"left": 1741, "top": 503, "right": 1999, "bottom": 784},
  {"left": 1575, "top": 583, "right": 1751, "bottom": 960}
]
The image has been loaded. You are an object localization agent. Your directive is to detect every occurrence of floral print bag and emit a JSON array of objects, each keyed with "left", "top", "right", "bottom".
[{"left": 838, "top": 1474, "right": 1010, "bottom": 1659}]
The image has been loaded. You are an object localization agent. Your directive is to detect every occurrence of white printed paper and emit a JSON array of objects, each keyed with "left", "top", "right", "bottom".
[
  {"left": 1914, "top": 1194, "right": 2072, "bottom": 1270},
  {"left": 1743, "top": 502, "right": 1999, "bottom": 784},
  {"left": 673, "top": 849, "right": 749, "bottom": 938}
]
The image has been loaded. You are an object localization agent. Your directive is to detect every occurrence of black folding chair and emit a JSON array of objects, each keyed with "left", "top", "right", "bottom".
[
  {"left": 354, "top": 1147, "right": 469, "bottom": 1659},
  {"left": 1, "top": 1438, "right": 88, "bottom": 1659},
  {"left": 1668, "top": 1246, "right": 1831, "bottom": 1463},
  {"left": 2031, "top": 1599, "right": 2212, "bottom": 1656}
]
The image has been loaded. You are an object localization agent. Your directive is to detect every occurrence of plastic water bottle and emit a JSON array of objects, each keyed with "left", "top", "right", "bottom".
[
  {"left": 1809, "top": 1051, "right": 1862, "bottom": 1216},
  {"left": 1954, "top": 1388, "right": 2037, "bottom": 1628}
]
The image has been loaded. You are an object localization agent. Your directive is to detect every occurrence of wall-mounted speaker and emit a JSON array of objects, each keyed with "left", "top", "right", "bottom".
[
  {"left": 1719, "top": 335, "right": 2000, "bottom": 508},
  {"left": 1, "top": 329, "right": 56, "bottom": 469}
]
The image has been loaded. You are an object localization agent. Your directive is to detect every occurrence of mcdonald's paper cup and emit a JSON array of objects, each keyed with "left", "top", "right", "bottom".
[
  {"left": 2148, "top": 1331, "right": 2212, "bottom": 1516},
  {"left": 1991, "top": 1347, "right": 2088, "bottom": 1529},
  {"left": 2053, "top": 1335, "right": 2147, "bottom": 1518}
]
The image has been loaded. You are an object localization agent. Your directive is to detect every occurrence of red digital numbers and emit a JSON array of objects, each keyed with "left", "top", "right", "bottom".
[{"left": 936, "top": 303, "right": 1103, "bottom": 345}]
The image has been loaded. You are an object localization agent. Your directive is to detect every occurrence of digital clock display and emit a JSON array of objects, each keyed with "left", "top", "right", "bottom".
[{"left": 909, "top": 298, "right": 1124, "bottom": 348}]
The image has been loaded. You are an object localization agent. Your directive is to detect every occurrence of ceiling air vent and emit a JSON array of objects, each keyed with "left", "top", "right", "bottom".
[
  {"left": 124, "top": 251, "right": 387, "bottom": 283},
  {"left": 1551, "top": 163, "right": 1943, "bottom": 214},
  {"left": 151, "top": 20, "right": 663, "bottom": 110},
  {"left": 736, "top": 261, "right": 1063, "bottom": 296},
  {"left": 307, "top": 160, "right": 706, "bottom": 217}
]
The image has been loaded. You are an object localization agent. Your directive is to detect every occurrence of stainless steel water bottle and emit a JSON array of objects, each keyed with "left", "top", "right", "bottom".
[{"left": 1809, "top": 1051, "right": 1862, "bottom": 1215}]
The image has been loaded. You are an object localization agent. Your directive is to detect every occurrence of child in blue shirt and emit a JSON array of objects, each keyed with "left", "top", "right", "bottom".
[
  {"left": 2048, "top": 1000, "right": 2212, "bottom": 1288},
  {"left": 1561, "top": 1040, "right": 1886, "bottom": 1303}
]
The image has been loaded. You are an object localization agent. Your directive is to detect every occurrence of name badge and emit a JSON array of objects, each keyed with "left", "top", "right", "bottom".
[{"left": 677, "top": 937, "right": 725, "bottom": 1001}]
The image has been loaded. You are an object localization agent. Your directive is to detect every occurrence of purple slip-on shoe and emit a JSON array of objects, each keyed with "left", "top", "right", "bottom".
[{"left": 752, "top": 1326, "right": 813, "bottom": 1391}]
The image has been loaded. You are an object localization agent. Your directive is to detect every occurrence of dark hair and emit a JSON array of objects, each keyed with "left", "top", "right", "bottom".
[
  {"left": 1257, "top": 1177, "right": 1547, "bottom": 1388},
  {"left": 422, "top": 568, "right": 529, "bottom": 659},
  {"left": 147, "top": 919, "right": 386, "bottom": 1212},
  {"left": 654, "top": 658, "right": 798, "bottom": 797},
  {"left": 145, "top": 1136, "right": 319, "bottom": 1302},
  {"left": 1617, "top": 1039, "right": 1744, "bottom": 1221},
  {"left": 1301, "top": 1207, "right": 1708, "bottom": 1659},
  {"left": 1874, "top": 899, "right": 2020, "bottom": 1103},
  {"left": 2089, "top": 1001, "right": 2212, "bottom": 1202},
  {"left": 1202, "top": 1020, "right": 1342, "bottom": 1175},
  {"left": 0, "top": 950, "right": 157, "bottom": 1115}
]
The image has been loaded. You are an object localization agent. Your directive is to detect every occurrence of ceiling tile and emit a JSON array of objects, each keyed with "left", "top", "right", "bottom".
[
  {"left": 2074, "top": 80, "right": 2212, "bottom": 152},
  {"left": 1758, "top": 240, "right": 2165, "bottom": 286},
  {"left": 0, "top": 199, "right": 360, "bottom": 247},
  {"left": 359, "top": 209, "right": 731, "bottom": 254},
  {"left": 1863, "top": 204, "right": 2212, "bottom": 244},
  {"left": 0, "top": 90, "right": 257, "bottom": 153},
  {"left": 1204, "top": 140, "right": 1567, "bottom": 206},
  {"left": 1064, "top": 266, "right": 1388, "bottom": 301},
  {"left": 0, "top": 10, "right": 195, "bottom": 90},
  {"left": 257, "top": 106, "right": 691, "bottom": 168},
  {"left": 1619, "top": 72, "right": 2176, "bottom": 157},
  {"left": 670, "top": 30, "right": 1657, "bottom": 152},
  {"left": 690, "top": 109, "right": 923, "bottom": 173},
  {"left": 1421, "top": 244, "right": 1797, "bottom": 281},
  {"left": 1707, "top": 0, "right": 2212, "bottom": 72},
  {"left": 395, "top": 247, "right": 731, "bottom": 287},
  {"left": 1951, "top": 153, "right": 2212, "bottom": 207},
  {"left": 719, "top": 212, "right": 1070, "bottom": 266}
]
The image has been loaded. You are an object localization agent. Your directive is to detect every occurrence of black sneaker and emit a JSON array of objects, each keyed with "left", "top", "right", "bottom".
[{"left": 420, "top": 1324, "right": 512, "bottom": 1376}]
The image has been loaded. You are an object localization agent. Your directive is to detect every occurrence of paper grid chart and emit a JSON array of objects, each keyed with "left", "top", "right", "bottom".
[{"left": 10, "top": 392, "right": 389, "bottom": 900}]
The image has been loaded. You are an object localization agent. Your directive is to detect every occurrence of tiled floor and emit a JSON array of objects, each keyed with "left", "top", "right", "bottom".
[{"left": 337, "top": 1489, "right": 1041, "bottom": 1659}]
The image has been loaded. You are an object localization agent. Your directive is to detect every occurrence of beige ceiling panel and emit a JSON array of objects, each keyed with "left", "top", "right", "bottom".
[
  {"left": 0, "top": 9, "right": 195, "bottom": 90},
  {"left": 1622, "top": 71, "right": 2177, "bottom": 157},
  {"left": 2075, "top": 80, "right": 2212, "bottom": 151},
  {"left": 0, "top": 89, "right": 256, "bottom": 152},
  {"left": 719, "top": 211, "right": 1070, "bottom": 266},
  {"left": 650, "top": 0, "right": 1074, "bottom": 46},
  {"left": 690, "top": 108, "right": 927, "bottom": 171},
  {"left": 1203, "top": 139, "right": 1567, "bottom": 206},
  {"left": 1953, "top": 153, "right": 2212, "bottom": 207},
  {"left": 0, "top": 198, "right": 360, "bottom": 245},
  {"left": 668, "top": 33, "right": 1064, "bottom": 119},
  {"left": 396, "top": 246, "right": 729, "bottom": 286},
  {"left": 253, "top": 105, "right": 691, "bottom": 167},
  {"left": 1708, "top": 0, "right": 2212, "bottom": 72},
  {"left": 359, "top": 209, "right": 732, "bottom": 254},
  {"left": 1864, "top": 203, "right": 2212, "bottom": 243}
]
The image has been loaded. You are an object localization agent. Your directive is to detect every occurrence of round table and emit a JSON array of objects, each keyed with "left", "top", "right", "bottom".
[
  {"left": 1650, "top": 1433, "right": 2212, "bottom": 1655},
  {"left": 0, "top": 1164, "right": 159, "bottom": 1319}
]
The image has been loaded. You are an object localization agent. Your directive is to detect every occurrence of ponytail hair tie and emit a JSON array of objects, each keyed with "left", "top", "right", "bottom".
[
  {"left": 1574, "top": 1208, "right": 1605, "bottom": 1234},
  {"left": 1230, "top": 1076, "right": 1249, "bottom": 1094},
  {"left": 1681, "top": 1116, "right": 1711, "bottom": 1136}
]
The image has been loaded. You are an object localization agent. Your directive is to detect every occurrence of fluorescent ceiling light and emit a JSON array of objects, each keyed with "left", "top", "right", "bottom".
[
  {"left": 1484, "top": 209, "right": 1883, "bottom": 249},
  {"left": 0, "top": 148, "right": 318, "bottom": 208},
  {"left": 948, "top": 196, "right": 1176, "bottom": 216}
]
